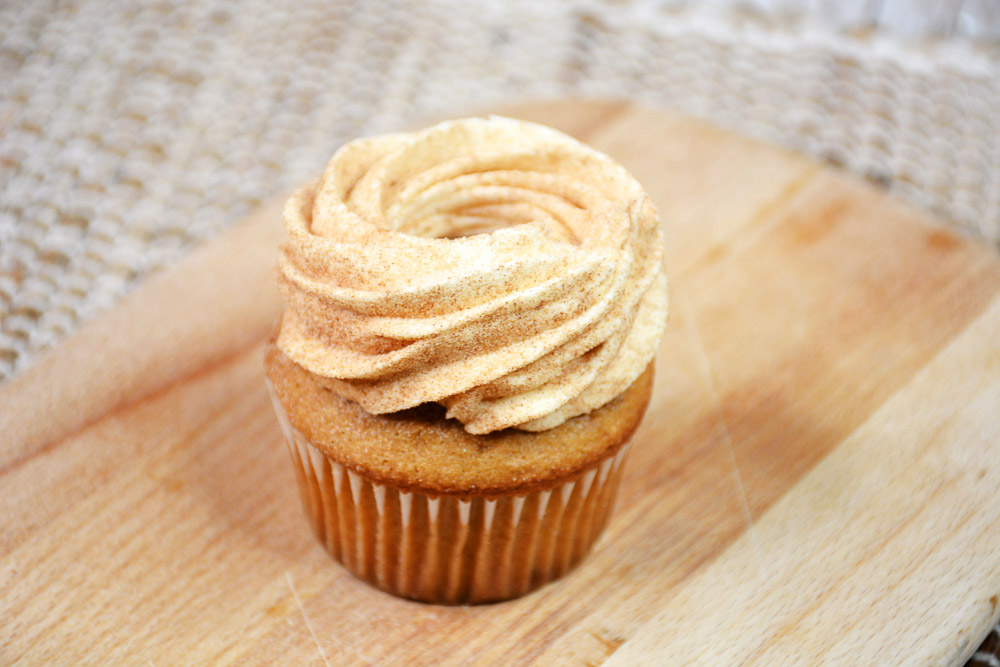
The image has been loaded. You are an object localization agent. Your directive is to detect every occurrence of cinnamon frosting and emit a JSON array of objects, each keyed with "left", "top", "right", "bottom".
[{"left": 276, "top": 116, "right": 667, "bottom": 434}]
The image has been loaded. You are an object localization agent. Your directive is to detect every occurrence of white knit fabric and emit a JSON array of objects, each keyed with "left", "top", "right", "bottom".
[{"left": 1, "top": 0, "right": 998, "bottom": 385}]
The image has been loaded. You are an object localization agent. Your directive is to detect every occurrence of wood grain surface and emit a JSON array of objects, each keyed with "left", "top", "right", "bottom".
[{"left": 2, "top": 101, "right": 999, "bottom": 666}]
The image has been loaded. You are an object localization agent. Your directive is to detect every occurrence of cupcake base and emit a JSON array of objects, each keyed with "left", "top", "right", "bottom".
[
  {"left": 270, "top": 384, "right": 632, "bottom": 604},
  {"left": 265, "top": 341, "right": 653, "bottom": 605}
]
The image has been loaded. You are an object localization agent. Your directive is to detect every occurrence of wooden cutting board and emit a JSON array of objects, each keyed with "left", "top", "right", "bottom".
[{"left": 2, "top": 101, "right": 999, "bottom": 666}]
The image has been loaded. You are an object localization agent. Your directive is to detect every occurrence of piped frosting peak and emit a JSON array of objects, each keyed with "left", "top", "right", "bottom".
[{"left": 277, "top": 116, "right": 667, "bottom": 434}]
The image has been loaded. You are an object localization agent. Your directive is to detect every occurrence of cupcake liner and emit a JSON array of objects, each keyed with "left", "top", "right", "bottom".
[{"left": 268, "top": 381, "right": 632, "bottom": 604}]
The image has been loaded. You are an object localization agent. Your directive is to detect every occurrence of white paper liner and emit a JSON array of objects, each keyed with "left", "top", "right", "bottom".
[{"left": 268, "top": 381, "right": 632, "bottom": 604}]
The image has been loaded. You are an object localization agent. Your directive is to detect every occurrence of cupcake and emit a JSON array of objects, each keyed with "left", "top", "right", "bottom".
[{"left": 265, "top": 117, "right": 667, "bottom": 604}]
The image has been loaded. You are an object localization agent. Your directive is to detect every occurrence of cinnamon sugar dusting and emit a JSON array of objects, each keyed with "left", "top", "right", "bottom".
[{"left": 276, "top": 117, "right": 668, "bottom": 433}]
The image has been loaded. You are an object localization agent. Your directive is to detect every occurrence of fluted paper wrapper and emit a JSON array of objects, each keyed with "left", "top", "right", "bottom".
[{"left": 268, "top": 384, "right": 632, "bottom": 604}]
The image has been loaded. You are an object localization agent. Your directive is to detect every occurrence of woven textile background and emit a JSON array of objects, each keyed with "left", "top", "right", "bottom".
[{"left": 1, "top": 1, "right": 998, "bottom": 662}]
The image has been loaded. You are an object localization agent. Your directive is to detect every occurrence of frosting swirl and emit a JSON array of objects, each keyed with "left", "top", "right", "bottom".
[{"left": 277, "top": 117, "right": 667, "bottom": 434}]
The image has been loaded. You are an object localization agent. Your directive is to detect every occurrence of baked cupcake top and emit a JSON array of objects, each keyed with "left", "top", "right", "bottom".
[{"left": 276, "top": 117, "right": 667, "bottom": 434}]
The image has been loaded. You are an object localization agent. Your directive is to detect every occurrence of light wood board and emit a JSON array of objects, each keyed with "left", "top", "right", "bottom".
[{"left": 2, "top": 101, "right": 999, "bottom": 666}]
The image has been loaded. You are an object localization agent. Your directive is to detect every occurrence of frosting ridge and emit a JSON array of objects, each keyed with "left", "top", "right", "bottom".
[{"left": 277, "top": 116, "right": 668, "bottom": 433}]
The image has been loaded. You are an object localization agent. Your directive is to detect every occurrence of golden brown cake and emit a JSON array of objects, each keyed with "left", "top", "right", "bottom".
[
  {"left": 266, "top": 344, "right": 653, "bottom": 602},
  {"left": 265, "top": 116, "right": 668, "bottom": 603}
]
